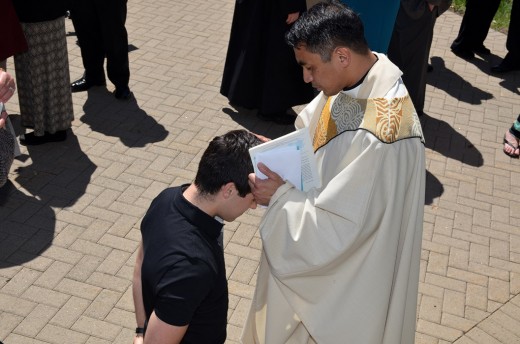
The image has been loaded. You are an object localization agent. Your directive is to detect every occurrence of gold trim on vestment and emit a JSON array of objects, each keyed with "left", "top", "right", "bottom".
[{"left": 313, "top": 93, "right": 425, "bottom": 151}]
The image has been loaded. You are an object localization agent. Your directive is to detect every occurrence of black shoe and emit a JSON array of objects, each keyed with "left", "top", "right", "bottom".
[
  {"left": 257, "top": 111, "right": 296, "bottom": 125},
  {"left": 427, "top": 64, "right": 433, "bottom": 73},
  {"left": 71, "top": 77, "right": 105, "bottom": 93},
  {"left": 20, "top": 130, "right": 67, "bottom": 145},
  {"left": 473, "top": 45, "right": 491, "bottom": 55},
  {"left": 451, "top": 48, "right": 474, "bottom": 60},
  {"left": 114, "top": 86, "right": 132, "bottom": 100},
  {"left": 491, "top": 62, "right": 520, "bottom": 73}
]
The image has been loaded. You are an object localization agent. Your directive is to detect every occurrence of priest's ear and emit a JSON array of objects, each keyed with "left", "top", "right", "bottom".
[{"left": 334, "top": 47, "right": 351, "bottom": 67}]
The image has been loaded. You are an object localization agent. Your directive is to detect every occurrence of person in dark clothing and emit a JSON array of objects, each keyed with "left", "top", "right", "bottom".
[
  {"left": 388, "top": 0, "right": 452, "bottom": 117},
  {"left": 221, "top": 0, "right": 315, "bottom": 125},
  {"left": 69, "top": 0, "right": 131, "bottom": 99},
  {"left": 132, "top": 130, "right": 262, "bottom": 343},
  {"left": 0, "top": 0, "right": 27, "bottom": 70},
  {"left": 491, "top": 0, "right": 520, "bottom": 73},
  {"left": 450, "top": 0, "right": 501, "bottom": 60}
]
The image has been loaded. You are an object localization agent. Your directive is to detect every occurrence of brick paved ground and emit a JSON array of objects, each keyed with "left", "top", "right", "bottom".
[{"left": 0, "top": 1, "right": 519, "bottom": 343}]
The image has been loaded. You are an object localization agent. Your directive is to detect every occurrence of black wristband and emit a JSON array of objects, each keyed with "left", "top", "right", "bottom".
[{"left": 136, "top": 327, "right": 145, "bottom": 334}]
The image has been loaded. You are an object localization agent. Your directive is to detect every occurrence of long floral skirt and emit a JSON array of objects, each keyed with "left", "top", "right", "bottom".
[{"left": 14, "top": 17, "right": 73, "bottom": 136}]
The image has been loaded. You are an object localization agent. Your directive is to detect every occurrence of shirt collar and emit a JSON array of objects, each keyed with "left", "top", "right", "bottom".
[{"left": 173, "top": 184, "right": 224, "bottom": 240}]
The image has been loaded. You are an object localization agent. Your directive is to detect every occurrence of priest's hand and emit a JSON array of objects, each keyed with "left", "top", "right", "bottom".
[
  {"left": 248, "top": 162, "right": 285, "bottom": 206},
  {"left": 286, "top": 12, "right": 300, "bottom": 25},
  {"left": 252, "top": 132, "right": 270, "bottom": 143}
]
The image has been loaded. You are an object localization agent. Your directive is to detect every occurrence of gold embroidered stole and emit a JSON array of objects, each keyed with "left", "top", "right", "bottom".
[{"left": 312, "top": 93, "right": 424, "bottom": 151}]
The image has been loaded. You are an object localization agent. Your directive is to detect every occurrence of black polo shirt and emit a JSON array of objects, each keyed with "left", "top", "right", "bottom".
[{"left": 140, "top": 185, "right": 227, "bottom": 343}]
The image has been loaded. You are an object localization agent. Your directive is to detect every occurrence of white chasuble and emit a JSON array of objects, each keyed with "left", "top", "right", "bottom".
[{"left": 241, "top": 53, "right": 426, "bottom": 344}]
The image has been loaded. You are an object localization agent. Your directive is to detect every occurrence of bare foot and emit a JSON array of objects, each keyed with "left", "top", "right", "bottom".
[{"left": 503, "top": 130, "right": 520, "bottom": 158}]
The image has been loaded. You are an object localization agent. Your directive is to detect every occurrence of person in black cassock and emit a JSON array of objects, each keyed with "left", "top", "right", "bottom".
[{"left": 220, "top": 0, "right": 315, "bottom": 125}]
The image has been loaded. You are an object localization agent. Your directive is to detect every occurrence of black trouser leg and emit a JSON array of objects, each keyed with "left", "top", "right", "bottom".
[
  {"left": 70, "top": 0, "right": 106, "bottom": 84},
  {"left": 95, "top": 0, "right": 130, "bottom": 89},
  {"left": 451, "top": 0, "right": 500, "bottom": 51},
  {"left": 504, "top": 0, "right": 520, "bottom": 65}
]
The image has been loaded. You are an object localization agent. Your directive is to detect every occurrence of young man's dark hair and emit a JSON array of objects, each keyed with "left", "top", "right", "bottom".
[
  {"left": 132, "top": 129, "right": 262, "bottom": 344},
  {"left": 195, "top": 129, "right": 261, "bottom": 197},
  {"left": 285, "top": 0, "right": 369, "bottom": 61}
]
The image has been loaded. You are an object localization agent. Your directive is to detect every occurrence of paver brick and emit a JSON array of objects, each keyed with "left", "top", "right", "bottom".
[
  {"left": 0, "top": 312, "right": 24, "bottom": 341},
  {"left": 71, "top": 316, "right": 122, "bottom": 341},
  {"left": 441, "top": 313, "right": 476, "bottom": 332},
  {"left": 14, "top": 303, "right": 57, "bottom": 337},
  {"left": 50, "top": 296, "right": 91, "bottom": 328},
  {"left": 4, "top": 333, "right": 50, "bottom": 344},
  {"left": 417, "top": 319, "right": 463, "bottom": 342},
  {"left": 86, "top": 272, "right": 130, "bottom": 293},
  {"left": 2, "top": 267, "right": 41, "bottom": 296},
  {"left": 84, "top": 289, "right": 122, "bottom": 320},
  {"left": 37, "top": 323, "right": 89, "bottom": 344},
  {"left": 55, "top": 278, "right": 101, "bottom": 301},
  {"left": 419, "top": 295, "right": 443, "bottom": 323},
  {"left": 34, "top": 261, "right": 73, "bottom": 289}
]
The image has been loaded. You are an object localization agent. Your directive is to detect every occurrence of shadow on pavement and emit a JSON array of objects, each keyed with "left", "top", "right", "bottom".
[
  {"left": 420, "top": 113, "right": 483, "bottom": 167},
  {"left": 80, "top": 87, "right": 168, "bottom": 147},
  {"left": 0, "top": 131, "right": 96, "bottom": 269},
  {"left": 425, "top": 170, "right": 444, "bottom": 205},
  {"left": 428, "top": 56, "right": 493, "bottom": 105}
]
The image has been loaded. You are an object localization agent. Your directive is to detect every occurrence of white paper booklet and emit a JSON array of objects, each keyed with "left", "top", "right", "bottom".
[{"left": 249, "top": 127, "right": 321, "bottom": 192}]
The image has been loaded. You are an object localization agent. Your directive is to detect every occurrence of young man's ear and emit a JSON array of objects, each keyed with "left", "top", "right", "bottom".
[{"left": 221, "top": 182, "right": 236, "bottom": 199}]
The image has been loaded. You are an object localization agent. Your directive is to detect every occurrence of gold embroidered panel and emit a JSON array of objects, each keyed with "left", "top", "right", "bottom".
[{"left": 313, "top": 93, "right": 425, "bottom": 151}]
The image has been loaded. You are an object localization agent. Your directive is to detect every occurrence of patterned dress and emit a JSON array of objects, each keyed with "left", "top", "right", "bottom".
[{"left": 14, "top": 16, "right": 73, "bottom": 136}]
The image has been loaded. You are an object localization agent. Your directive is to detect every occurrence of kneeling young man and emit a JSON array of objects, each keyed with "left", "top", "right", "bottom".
[{"left": 132, "top": 130, "right": 262, "bottom": 343}]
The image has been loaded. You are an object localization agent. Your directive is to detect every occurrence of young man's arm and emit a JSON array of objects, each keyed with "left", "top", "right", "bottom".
[
  {"left": 132, "top": 243, "right": 146, "bottom": 344},
  {"left": 143, "top": 312, "right": 189, "bottom": 344}
]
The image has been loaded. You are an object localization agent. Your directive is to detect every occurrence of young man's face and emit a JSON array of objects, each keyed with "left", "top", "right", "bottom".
[
  {"left": 294, "top": 45, "right": 344, "bottom": 97},
  {"left": 221, "top": 192, "right": 257, "bottom": 222}
]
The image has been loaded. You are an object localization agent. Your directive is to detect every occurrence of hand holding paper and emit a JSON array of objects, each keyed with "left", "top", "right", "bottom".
[
  {"left": 249, "top": 127, "right": 321, "bottom": 192},
  {"left": 248, "top": 163, "right": 285, "bottom": 206}
]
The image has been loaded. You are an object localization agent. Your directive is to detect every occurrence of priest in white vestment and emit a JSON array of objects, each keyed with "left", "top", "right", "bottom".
[{"left": 242, "top": 1, "right": 426, "bottom": 343}]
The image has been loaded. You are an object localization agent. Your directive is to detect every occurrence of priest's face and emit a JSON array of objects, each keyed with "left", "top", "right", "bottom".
[{"left": 294, "top": 45, "right": 344, "bottom": 96}]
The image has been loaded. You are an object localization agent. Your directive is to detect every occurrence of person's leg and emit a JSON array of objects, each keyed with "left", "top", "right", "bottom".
[
  {"left": 504, "top": 114, "right": 520, "bottom": 157},
  {"left": 451, "top": 0, "right": 500, "bottom": 58},
  {"left": 70, "top": 0, "right": 106, "bottom": 87},
  {"left": 95, "top": 0, "right": 130, "bottom": 98},
  {"left": 388, "top": 5, "right": 435, "bottom": 115},
  {"left": 495, "top": 0, "right": 520, "bottom": 71},
  {"left": 472, "top": 0, "right": 501, "bottom": 51},
  {"left": 451, "top": 0, "right": 479, "bottom": 58}
]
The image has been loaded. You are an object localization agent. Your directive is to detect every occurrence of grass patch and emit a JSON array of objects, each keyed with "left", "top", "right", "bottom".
[{"left": 451, "top": 0, "right": 512, "bottom": 33}]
